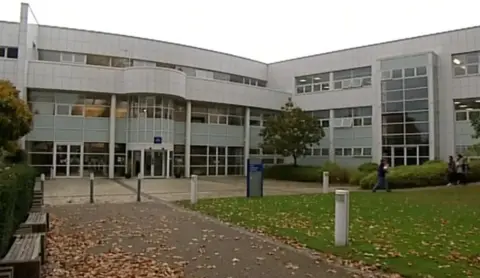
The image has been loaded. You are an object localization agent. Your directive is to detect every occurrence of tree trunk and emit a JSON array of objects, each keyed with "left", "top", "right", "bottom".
[{"left": 293, "top": 154, "right": 297, "bottom": 167}]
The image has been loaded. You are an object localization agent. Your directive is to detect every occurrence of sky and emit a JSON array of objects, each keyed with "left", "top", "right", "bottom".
[{"left": 1, "top": 0, "right": 479, "bottom": 63}]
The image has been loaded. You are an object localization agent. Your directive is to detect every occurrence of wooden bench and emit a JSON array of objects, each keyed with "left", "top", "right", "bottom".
[
  {"left": 0, "top": 234, "right": 42, "bottom": 278},
  {"left": 19, "top": 212, "right": 48, "bottom": 233},
  {"left": 0, "top": 267, "right": 13, "bottom": 278}
]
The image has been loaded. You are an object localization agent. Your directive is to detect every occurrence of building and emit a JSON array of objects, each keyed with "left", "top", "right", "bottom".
[{"left": 1, "top": 3, "right": 479, "bottom": 178}]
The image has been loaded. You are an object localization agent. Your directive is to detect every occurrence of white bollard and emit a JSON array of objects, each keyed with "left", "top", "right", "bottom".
[
  {"left": 190, "top": 174, "right": 198, "bottom": 205},
  {"left": 322, "top": 171, "right": 329, "bottom": 194},
  {"left": 334, "top": 189, "right": 350, "bottom": 246}
]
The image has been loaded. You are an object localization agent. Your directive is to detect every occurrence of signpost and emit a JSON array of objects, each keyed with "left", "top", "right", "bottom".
[
  {"left": 246, "top": 158, "right": 264, "bottom": 197},
  {"left": 153, "top": 136, "right": 162, "bottom": 144}
]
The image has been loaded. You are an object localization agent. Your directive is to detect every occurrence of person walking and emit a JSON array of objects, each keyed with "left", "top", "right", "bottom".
[
  {"left": 455, "top": 154, "right": 468, "bottom": 185},
  {"left": 446, "top": 156, "right": 457, "bottom": 186},
  {"left": 372, "top": 159, "right": 391, "bottom": 192}
]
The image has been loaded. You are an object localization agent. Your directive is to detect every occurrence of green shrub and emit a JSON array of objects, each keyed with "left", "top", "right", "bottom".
[
  {"left": 264, "top": 162, "right": 351, "bottom": 184},
  {"left": 422, "top": 159, "right": 445, "bottom": 165},
  {"left": 358, "top": 161, "right": 480, "bottom": 189},
  {"left": 264, "top": 164, "right": 321, "bottom": 182},
  {"left": 0, "top": 164, "right": 36, "bottom": 257},
  {"left": 357, "top": 162, "right": 378, "bottom": 172}
]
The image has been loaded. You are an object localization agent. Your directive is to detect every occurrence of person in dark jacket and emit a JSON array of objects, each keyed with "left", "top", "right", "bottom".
[
  {"left": 372, "top": 159, "right": 391, "bottom": 192},
  {"left": 455, "top": 154, "right": 468, "bottom": 185},
  {"left": 446, "top": 156, "right": 456, "bottom": 186}
]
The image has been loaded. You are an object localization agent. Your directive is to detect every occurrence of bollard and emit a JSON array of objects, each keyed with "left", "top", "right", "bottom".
[
  {"left": 190, "top": 174, "right": 198, "bottom": 205},
  {"left": 334, "top": 189, "right": 350, "bottom": 246},
  {"left": 322, "top": 171, "right": 329, "bottom": 194},
  {"left": 40, "top": 173, "right": 45, "bottom": 193},
  {"left": 137, "top": 174, "right": 142, "bottom": 202},
  {"left": 89, "top": 172, "right": 94, "bottom": 204},
  {"left": 40, "top": 174, "right": 45, "bottom": 205}
]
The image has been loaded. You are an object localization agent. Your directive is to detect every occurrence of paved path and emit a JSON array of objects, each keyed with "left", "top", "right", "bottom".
[{"left": 47, "top": 202, "right": 354, "bottom": 277}]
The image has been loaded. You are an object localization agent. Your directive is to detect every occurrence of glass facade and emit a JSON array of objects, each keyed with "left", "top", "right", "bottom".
[{"left": 381, "top": 66, "right": 430, "bottom": 166}]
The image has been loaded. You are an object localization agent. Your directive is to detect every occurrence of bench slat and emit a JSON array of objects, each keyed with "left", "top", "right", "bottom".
[{"left": 2, "top": 234, "right": 41, "bottom": 263}]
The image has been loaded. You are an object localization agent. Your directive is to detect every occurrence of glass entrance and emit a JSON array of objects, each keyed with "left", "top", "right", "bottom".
[
  {"left": 55, "top": 143, "right": 82, "bottom": 177},
  {"left": 208, "top": 146, "right": 226, "bottom": 175},
  {"left": 144, "top": 149, "right": 166, "bottom": 178}
]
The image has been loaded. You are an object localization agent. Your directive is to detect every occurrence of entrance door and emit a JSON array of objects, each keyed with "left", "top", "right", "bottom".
[
  {"left": 208, "top": 146, "right": 226, "bottom": 176},
  {"left": 144, "top": 149, "right": 165, "bottom": 178},
  {"left": 55, "top": 143, "right": 82, "bottom": 177}
]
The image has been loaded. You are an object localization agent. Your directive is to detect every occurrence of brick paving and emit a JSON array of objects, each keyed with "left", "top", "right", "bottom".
[{"left": 47, "top": 202, "right": 354, "bottom": 278}]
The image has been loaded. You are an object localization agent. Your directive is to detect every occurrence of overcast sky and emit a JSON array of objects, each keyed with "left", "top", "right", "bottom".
[{"left": 1, "top": 0, "right": 479, "bottom": 63}]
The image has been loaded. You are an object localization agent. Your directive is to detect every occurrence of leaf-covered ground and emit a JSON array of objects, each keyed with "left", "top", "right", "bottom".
[{"left": 180, "top": 186, "right": 480, "bottom": 278}]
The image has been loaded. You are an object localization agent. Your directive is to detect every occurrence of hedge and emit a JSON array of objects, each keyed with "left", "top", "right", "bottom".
[
  {"left": 0, "top": 164, "right": 36, "bottom": 257},
  {"left": 359, "top": 161, "right": 480, "bottom": 189},
  {"left": 349, "top": 162, "right": 379, "bottom": 185},
  {"left": 263, "top": 162, "right": 351, "bottom": 184}
]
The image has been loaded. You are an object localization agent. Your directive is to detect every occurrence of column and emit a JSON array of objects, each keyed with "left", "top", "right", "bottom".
[
  {"left": 166, "top": 150, "right": 170, "bottom": 178},
  {"left": 244, "top": 107, "right": 250, "bottom": 176},
  {"left": 108, "top": 94, "right": 117, "bottom": 178},
  {"left": 329, "top": 109, "right": 335, "bottom": 162},
  {"left": 185, "top": 101, "right": 192, "bottom": 177}
]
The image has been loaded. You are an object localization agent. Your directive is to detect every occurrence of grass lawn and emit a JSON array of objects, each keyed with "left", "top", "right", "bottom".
[{"left": 179, "top": 186, "right": 480, "bottom": 278}]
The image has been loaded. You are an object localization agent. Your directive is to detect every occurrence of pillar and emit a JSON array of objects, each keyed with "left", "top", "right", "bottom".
[
  {"left": 185, "top": 101, "right": 192, "bottom": 177},
  {"left": 244, "top": 107, "right": 250, "bottom": 176},
  {"left": 108, "top": 94, "right": 117, "bottom": 178}
]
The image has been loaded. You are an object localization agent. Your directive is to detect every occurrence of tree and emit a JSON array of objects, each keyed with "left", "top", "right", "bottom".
[
  {"left": 0, "top": 80, "right": 33, "bottom": 149},
  {"left": 470, "top": 112, "right": 480, "bottom": 139},
  {"left": 260, "top": 98, "right": 324, "bottom": 166}
]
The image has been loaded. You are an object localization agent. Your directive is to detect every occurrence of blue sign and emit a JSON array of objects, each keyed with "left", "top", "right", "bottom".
[
  {"left": 246, "top": 158, "right": 264, "bottom": 198},
  {"left": 153, "top": 136, "right": 162, "bottom": 144}
]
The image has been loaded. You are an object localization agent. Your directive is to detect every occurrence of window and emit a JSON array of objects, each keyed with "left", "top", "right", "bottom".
[
  {"left": 332, "top": 66, "right": 372, "bottom": 90},
  {"left": 454, "top": 98, "right": 480, "bottom": 121},
  {"left": 86, "top": 54, "right": 110, "bottom": 66},
  {"left": 333, "top": 106, "right": 372, "bottom": 126},
  {"left": 296, "top": 72, "right": 330, "bottom": 94},
  {"left": 0, "top": 46, "right": 18, "bottom": 59},
  {"left": 453, "top": 52, "right": 480, "bottom": 77}
]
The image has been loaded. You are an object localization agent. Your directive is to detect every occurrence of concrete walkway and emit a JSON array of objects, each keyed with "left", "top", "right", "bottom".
[{"left": 47, "top": 202, "right": 354, "bottom": 277}]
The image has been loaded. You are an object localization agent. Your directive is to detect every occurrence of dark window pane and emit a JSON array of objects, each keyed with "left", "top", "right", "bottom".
[
  {"left": 405, "top": 88, "right": 428, "bottom": 100},
  {"left": 454, "top": 66, "right": 466, "bottom": 76},
  {"left": 419, "top": 146, "right": 429, "bottom": 156},
  {"left": 334, "top": 108, "right": 352, "bottom": 118},
  {"left": 392, "top": 69, "right": 403, "bottom": 78},
  {"left": 0, "top": 47, "right": 5, "bottom": 57},
  {"left": 394, "top": 158, "right": 405, "bottom": 167},
  {"left": 6, "top": 47, "right": 18, "bottom": 59},
  {"left": 405, "top": 111, "right": 428, "bottom": 122},
  {"left": 406, "top": 157, "right": 418, "bottom": 165},
  {"left": 405, "top": 134, "right": 429, "bottom": 144},
  {"left": 404, "top": 68, "right": 415, "bottom": 77},
  {"left": 467, "top": 65, "right": 479, "bottom": 75},
  {"left": 382, "top": 113, "right": 404, "bottom": 123},
  {"left": 456, "top": 111, "right": 467, "bottom": 121},
  {"left": 416, "top": 66, "right": 427, "bottom": 76},
  {"left": 382, "top": 135, "right": 405, "bottom": 145},
  {"left": 405, "top": 123, "right": 429, "bottom": 133},
  {"left": 382, "top": 102, "right": 404, "bottom": 113},
  {"left": 382, "top": 79, "right": 403, "bottom": 91},
  {"left": 86, "top": 55, "right": 110, "bottom": 66},
  {"left": 382, "top": 124, "right": 404, "bottom": 134},
  {"left": 84, "top": 143, "right": 109, "bottom": 153},
  {"left": 404, "top": 77, "right": 428, "bottom": 89},
  {"left": 405, "top": 100, "right": 428, "bottom": 111},
  {"left": 406, "top": 147, "right": 417, "bottom": 156},
  {"left": 191, "top": 146, "right": 207, "bottom": 155},
  {"left": 384, "top": 90, "right": 403, "bottom": 101},
  {"left": 352, "top": 67, "right": 371, "bottom": 78}
]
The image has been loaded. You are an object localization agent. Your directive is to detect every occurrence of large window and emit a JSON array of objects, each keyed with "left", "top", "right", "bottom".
[
  {"left": 37, "top": 49, "right": 267, "bottom": 88},
  {"left": 332, "top": 66, "right": 372, "bottom": 90},
  {"left": 381, "top": 66, "right": 430, "bottom": 166},
  {"left": 454, "top": 98, "right": 480, "bottom": 121},
  {"left": 0, "top": 46, "right": 19, "bottom": 59},
  {"left": 129, "top": 95, "right": 173, "bottom": 120},
  {"left": 295, "top": 72, "right": 330, "bottom": 94},
  {"left": 26, "top": 141, "right": 54, "bottom": 176},
  {"left": 311, "top": 110, "right": 330, "bottom": 127},
  {"left": 452, "top": 52, "right": 480, "bottom": 77},
  {"left": 249, "top": 109, "right": 277, "bottom": 127},
  {"left": 27, "top": 91, "right": 111, "bottom": 117},
  {"left": 189, "top": 145, "right": 244, "bottom": 176},
  {"left": 333, "top": 106, "right": 372, "bottom": 127},
  {"left": 191, "top": 102, "right": 244, "bottom": 126}
]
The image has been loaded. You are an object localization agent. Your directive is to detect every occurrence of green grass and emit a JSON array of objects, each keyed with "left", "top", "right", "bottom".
[{"left": 179, "top": 187, "right": 480, "bottom": 278}]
